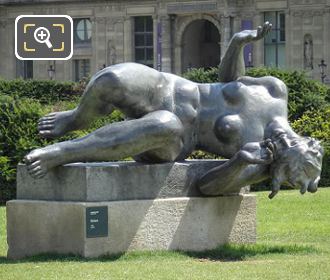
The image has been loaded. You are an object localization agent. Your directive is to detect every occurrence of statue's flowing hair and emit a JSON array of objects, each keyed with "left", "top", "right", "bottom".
[{"left": 270, "top": 135, "right": 324, "bottom": 193}]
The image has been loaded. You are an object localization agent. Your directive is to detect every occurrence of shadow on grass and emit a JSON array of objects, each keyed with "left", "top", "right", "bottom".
[
  {"left": 183, "top": 243, "right": 318, "bottom": 261},
  {"left": 0, "top": 243, "right": 319, "bottom": 264},
  {"left": 0, "top": 253, "right": 124, "bottom": 264}
]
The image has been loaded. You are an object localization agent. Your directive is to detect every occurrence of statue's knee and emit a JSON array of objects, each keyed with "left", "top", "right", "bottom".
[
  {"left": 86, "top": 69, "right": 124, "bottom": 103},
  {"left": 89, "top": 68, "right": 122, "bottom": 91},
  {"left": 160, "top": 111, "right": 183, "bottom": 133},
  {"left": 147, "top": 111, "right": 184, "bottom": 137}
]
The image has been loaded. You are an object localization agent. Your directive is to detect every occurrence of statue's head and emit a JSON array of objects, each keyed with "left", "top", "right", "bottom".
[{"left": 270, "top": 133, "right": 324, "bottom": 194}]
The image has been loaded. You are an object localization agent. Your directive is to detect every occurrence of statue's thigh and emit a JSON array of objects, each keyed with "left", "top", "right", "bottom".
[{"left": 132, "top": 110, "right": 194, "bottom": 162}]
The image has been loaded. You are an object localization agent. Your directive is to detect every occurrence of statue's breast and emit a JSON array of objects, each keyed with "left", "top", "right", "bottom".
[
  {"left": 212, "top": 80, "right": 285, "bottom": 146},
  {"left": 198, "top": 79, "right": 288, "bottom": 156},
  {"left": 214, "top": 114, "right": 243, "bottom": 145}
]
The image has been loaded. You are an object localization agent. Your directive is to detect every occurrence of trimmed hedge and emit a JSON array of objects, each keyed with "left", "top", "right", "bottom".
[
  {"left": 0, "top": 79, "right": 83, "bottom": 104},
  {"left": 0, "top": 96, "right": 48, "bottom": 202}
]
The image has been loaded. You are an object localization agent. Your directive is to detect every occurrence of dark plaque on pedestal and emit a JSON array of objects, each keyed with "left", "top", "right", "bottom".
[{"left": 86, "top": 206, "right": 108, "bottom": 238}]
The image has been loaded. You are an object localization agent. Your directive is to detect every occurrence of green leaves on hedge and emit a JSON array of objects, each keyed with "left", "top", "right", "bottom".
[
  {"left": 183, "top": 68, "right": 219, "bottom": 83},
  {"left": 0, "top": 96, "right": 48, "bottom": 202},
  {"left": 0, "top": 79, "right": 82, "bottom": 104}
]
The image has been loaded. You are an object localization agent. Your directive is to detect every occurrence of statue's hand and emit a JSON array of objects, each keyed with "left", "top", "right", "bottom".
[
  {"left": 255, "top": 21, "right": 272, "bottom": 41},
  {"left": 238, "top": 139, "right": 274, "bottom": 164},
  {"left": 234, "top": 22, "right": 272, "bottom": 43}
]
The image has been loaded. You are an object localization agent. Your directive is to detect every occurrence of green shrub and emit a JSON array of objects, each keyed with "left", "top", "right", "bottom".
[
  {"left": 183, "top": 68, "right": 219, "bottom": 83},
  {"left": 0, "top": 79, "right": 82, "bottom": 104},
  {"left": 0, "top": 96, "right": 47, "bottom": 202}
]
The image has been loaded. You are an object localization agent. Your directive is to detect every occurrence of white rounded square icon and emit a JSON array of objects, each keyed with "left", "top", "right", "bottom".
[{"left": 15, "top": 15, "right": 73, "bottom": 60}]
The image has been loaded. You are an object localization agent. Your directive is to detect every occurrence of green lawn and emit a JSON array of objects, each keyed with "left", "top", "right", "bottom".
[{"left": 1, "top": 189, "right": 330, "bottom": 280}]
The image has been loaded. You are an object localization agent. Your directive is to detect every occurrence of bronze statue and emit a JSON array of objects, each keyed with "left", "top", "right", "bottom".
[{"left": 24, "top": 22, "right": 323, "bottom": 199}]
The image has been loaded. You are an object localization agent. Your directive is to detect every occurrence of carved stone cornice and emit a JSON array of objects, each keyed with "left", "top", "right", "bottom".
[
  {"left": 233, "top": 0, "right": 255, "bottom": 6},
  {"left": 167, "top": 1, "right": 218, "bottom": 14},
  {"left": 292, "top": 8, "right": 330, "bottom": 17},
  {"left": 290, "top": 0, "right": 325, "bottom": 5}
]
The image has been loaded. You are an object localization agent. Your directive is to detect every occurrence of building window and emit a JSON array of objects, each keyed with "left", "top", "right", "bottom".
[
  {"left": 16, "top": 60, "right": 33, "bottom": 79},
  {"left": 73, "top": 59, "right": 90, "bottom": 81},
  {"left": 134, "top": 16, "right": 153, "bottom": 67},
  {"left": 74, "top": 18, "right": 92, "bottom": 44},
  {"left": 264, "top": 12, "right": 285, "bottom": 68}
]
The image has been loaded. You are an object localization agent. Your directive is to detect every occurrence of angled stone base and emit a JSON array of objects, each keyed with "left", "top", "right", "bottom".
[
  {"left": 7, "top": 194, "right": 256, "bottom": 259},
  {"left": 16, "top": 160, "right": 229, "bottom": 202}
]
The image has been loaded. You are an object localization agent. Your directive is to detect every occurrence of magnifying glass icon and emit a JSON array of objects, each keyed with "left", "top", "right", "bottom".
[{"left": 34, "top": 27, "right": 53, "bottom": 49}]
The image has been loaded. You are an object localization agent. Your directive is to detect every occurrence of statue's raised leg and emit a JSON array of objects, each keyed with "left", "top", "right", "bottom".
[
  {"left": 38, "top": 65, "right": 144, "bottom": 139},
  {"left": 38, "top": 74, "right": 117, "bottom": 138}
]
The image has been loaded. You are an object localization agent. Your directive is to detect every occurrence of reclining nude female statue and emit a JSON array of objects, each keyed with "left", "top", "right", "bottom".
[{"left": 24, "top": 22, "right": 323, "bottom": 199}]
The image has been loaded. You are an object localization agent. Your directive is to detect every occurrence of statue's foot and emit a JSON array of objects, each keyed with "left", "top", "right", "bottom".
[
  {"left": 38, "top": 110, "right": 77, "bottom": 138},
  {"left": 234, "top": 21, "right": 272, "bottom": 43},
  {"left": 24, "top": 146, "right": 62, "bottom": 179}
]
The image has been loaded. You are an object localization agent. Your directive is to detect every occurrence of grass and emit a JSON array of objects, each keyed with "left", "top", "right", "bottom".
[{"left": 1, "top": 188, "right": 330, "bottom": 279}]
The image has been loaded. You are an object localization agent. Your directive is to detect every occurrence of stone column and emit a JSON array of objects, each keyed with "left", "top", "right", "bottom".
[
  {"left": 160, "top": 15, "right": 172, "bottom": 73},
  {"left": 91, "top": 16, "right": 98, "bottom": 73},
  {"left": 114, "top": 19, "right": 124, "bottom": 64},
  {"left": 0, "top": 19, "right": 10, "bottom": 78},
  {"left": 220, "top": 15, "right": 231, "bottom": 58},
  {"left": 323, "top": 9, "right": 330, "bottom": 82},
  {"left": 93, "top": 17, "right": 109, "bottom": 72},
  {"left": 5, "top": 19, "right": 16, "bottom": 79},
  {"left": 100, "top": 17, "right": 109, "bottom": 70},
  {"left": 123, "top": 16, "right": 133, "bottom": 62},
  {"left": 285, "top": 11, "right": 292, "bottom": 70},
  {"left": 106, "top": 18, "right": 117, "bottom": 66},
  {"left": 173, "top": 15, "right": 182, "bottom": 74}
]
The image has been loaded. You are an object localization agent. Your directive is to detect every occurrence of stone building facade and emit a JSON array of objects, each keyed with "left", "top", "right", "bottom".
[{"left": 0, "top": 0, "right": 329, "bottom": 82}]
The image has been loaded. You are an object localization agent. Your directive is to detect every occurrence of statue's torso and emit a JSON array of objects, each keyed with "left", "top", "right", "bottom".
[{"left": 196, "top": 77, "right": 288, "bottom": 158}]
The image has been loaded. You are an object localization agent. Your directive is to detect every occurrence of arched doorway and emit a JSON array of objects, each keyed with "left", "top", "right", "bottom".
[{"left": 181, "top": 19, "right": 220, "bottom": 73}]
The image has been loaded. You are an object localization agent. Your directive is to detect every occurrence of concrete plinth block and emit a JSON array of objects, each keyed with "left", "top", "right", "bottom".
[
  {"left": 17, "top": 160, "right": 227, "bottom": 202},
  {"left": 7, "top": 194, "right": 256, "bottom": 259}
]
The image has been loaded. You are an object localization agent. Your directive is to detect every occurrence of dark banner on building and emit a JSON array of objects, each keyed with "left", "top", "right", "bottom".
[
  {"left": 157, "top": 21, "right": 162, "bottom": 71},
  {"left": 241, "top": 20, "right": 253, "bottom": 67}
]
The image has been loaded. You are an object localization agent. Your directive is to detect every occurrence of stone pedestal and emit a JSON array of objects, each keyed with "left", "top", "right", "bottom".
[{"left": 7, "top": 160, "right": 256, "bottom": 259}]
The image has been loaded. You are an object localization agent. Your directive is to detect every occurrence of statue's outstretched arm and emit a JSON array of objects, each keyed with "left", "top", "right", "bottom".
[
  {"left": 219, "top": 22, "right": 272, "bottom": 82},
  {"left": 197, "top": 140, "right": 274, "bottom": 195}
]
